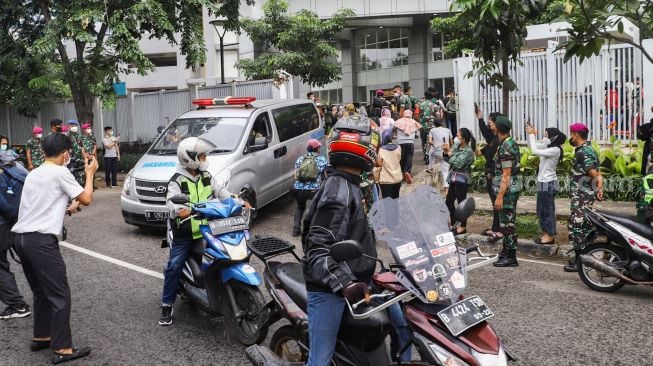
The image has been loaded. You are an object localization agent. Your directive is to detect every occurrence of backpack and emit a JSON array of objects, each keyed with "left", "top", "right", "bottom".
[
  {"left": 0, "top": 163, "right": 28, "bottom": 222},
  {"left": 297, "top": 154, "right": 319, "bottom": 182}
]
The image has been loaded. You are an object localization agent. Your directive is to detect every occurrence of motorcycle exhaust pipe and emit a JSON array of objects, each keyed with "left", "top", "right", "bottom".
[{"left": 579, "top": 255, "right": 653, "bottom": 285}]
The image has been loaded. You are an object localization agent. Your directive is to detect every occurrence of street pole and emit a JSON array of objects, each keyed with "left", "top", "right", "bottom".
[
  {"left": 211, "top": 19, "right": 239, "bottom": 86},
  {"left": 219, "top": 34, "right": 225, "bottom": 85}
]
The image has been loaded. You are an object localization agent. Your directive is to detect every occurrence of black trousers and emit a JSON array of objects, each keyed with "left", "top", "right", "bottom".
[
  {"left": 293, "top": 190, "right": 316, "bottom": 233},
  {"left": 14, "top": 232, "right": 72, "bottom": 350},
  {"left": 447, "top": 112, "right": 458, "bottom": 134},
  {"left": 399, "top": 143, "right": 415, "bottom": 174},
  {"left": 446, "top": 181, "right": 470, "bottom": 227},
  {"left": 0, "top": 223, "right": 26, "bottom": 308},
  {"left": 104, "top": 157, "right": 118, "bottom": 187},
  {"left": 486, "top": 175, "right": 501, "bottom": 232},
  {"left": 380, "top": 183, "right": 401, "bottom": 199}
]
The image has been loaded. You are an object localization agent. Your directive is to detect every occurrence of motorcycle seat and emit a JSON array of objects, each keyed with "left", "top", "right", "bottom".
[
  {"left": 596, "top": 210, "right": 653, "bottom": 239},
  {"left": 186, "top": 239, "right": 207, "bottom": 287},
  {"left": 273, "top": 262, "right": 308, "bottom": 310}
]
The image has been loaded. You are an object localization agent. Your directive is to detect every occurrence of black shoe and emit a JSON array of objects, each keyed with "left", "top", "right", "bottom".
[
  {"left": 563, "top": 260, "right": 578, "bottom": 272},
  {"left": 31, "top": 340, "right": 51, "bottom": 352},
  {"left": 292, "top": 228, "right": 301, "bottom": 237},
  {"left": 159, "top": 305, "right": 173, "bottom": 326},
  {"left": 0, "top": 304, "right": 31, "bottom": 319},
  {"left": 493, "top": 250, "right": 518, "bottom": 267},
  {"left": 52, "top": 347, "right": 91, "bottom": 364}
]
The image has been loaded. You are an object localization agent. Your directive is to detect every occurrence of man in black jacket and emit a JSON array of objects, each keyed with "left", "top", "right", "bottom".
[
  {"left": 302, "top": 115, "right": 380, "bottom": 365},
  {"left": 477, "top": 110, "right": 503, "bottom": 242}
]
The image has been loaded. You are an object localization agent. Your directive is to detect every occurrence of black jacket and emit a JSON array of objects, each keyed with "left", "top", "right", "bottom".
[
  {"left": 478, "top": 118, "right": 500, "bottom": 175},
  {"left": 302, "top": 168, "right": 377, "bottom": 293}
]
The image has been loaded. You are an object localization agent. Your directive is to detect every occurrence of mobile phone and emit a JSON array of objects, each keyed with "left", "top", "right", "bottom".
[{"left": 474, "top": 102, "right": 479, "bottom": 114}]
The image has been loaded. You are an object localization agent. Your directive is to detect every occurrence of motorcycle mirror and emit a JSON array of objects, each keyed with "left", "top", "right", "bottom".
[
  {"left": 454, "top": 197, "right": 476, "bottom": 223},
  {"left": 330, "top": 240, "right": 363, "bottom": 261},
  {"left": 170, "top": 194, "right": 190, "bottom": 204}
]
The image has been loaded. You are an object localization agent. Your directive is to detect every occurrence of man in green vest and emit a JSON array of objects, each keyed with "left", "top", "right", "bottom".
[{"left": 159, "top": 137, "right": 250, "bottom": 326}]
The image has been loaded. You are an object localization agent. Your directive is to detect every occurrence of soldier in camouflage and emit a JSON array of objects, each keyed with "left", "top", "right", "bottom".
[
  {"left": 564, "top": 123, "right": 603, "bottom": 273},
  {"left": 636, "top": 122, "right": 653, "bottom": 217},
  {"left": 419, "top": 89, "right": 444, "bottom": 164},
  {"left": 67, "top": 120, "right": 86, "bottom": 185},
  {"left": 25, "top": 126, "right": 45, "bottom": 171},
  {"left": 80, "top": 123, "right": 97, "bottom": 159},
  {"left": 492, "top": 116, "right": 521, "bottom": 267}
]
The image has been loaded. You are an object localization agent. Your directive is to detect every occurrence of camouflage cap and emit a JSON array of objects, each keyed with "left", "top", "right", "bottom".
[{"left": 495, "top": 116, "right": 512, "bottom": 130}]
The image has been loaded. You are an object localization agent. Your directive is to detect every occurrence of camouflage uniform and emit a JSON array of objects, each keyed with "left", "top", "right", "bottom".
[
  {"left": 493, "top": 136, "right": 521, "bottom": 250},
  {"left": 568, "top": 141, "right": 600, "bottom": 250},
  {"left": 81, "top": 133, "right": 97, "bottom": 157},
  {"left": 398, "top": 94, "right": 414, "bottom": 113},
  {"left": 25, "top": 137, "right": 45, "bottom": 169},
  {"left": 68, "top": 131, "right": 86, "bottom": 185},
  {"left": 637, "top": 136, "right": 653, "bottom": 217},
  {"left": 419, "top": 98, "right": 440, "bottom": 159}
]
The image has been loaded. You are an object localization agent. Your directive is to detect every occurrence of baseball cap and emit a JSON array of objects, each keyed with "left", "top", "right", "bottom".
[{"left": 307, "top": 139, "right": 322, "bottom": 150}]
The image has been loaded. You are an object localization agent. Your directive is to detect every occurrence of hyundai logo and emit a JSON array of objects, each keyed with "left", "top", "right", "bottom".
[{"left": 154, "top": 185, "right": 167, "bottom": 194}]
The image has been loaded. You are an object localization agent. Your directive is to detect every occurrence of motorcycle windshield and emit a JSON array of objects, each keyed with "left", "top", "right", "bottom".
[
  {"left": 368, "top": 185, "right": 467, "bottom": 305},
  {"left": 193, "top": 197, "right": 241, "bottom": 219}
]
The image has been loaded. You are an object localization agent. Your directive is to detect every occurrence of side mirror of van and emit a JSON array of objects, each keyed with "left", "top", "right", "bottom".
[{"left": 247, "top": 137, "right": 268, "bottom": 153}]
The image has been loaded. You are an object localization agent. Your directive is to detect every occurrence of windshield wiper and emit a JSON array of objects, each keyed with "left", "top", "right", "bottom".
[
  {"left": 154, "top": 149, "right": 176, "bottom": 155},
  {"left": 211, "top": 149, "right": 231, "bottom": 153}
]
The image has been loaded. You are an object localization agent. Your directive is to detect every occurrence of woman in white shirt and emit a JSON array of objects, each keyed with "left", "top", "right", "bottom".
[{"left": 526, "top": 125, "right": 566, "bottom": 245}]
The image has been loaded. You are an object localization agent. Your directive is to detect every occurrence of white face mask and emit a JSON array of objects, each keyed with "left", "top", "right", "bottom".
[
  {"left": 36, "top": 134, "right": 43, "bottom": 139},
  {"left": 64, "top": 151, "right": 71, "bottom": 165},
  {"left": 0, "top": 144, "right": 7, "bottom": 151},
  {"left": 70, "top": 126, "right": 79, "bottom": 133},
  {"left": 541, "top": 137, "right": 551, "bottom": 145},
  {"left": 107, "top": 131, "right": 113, "bottom": 136},
  {"left": 85, "top": 129, "right": 92, "bottom": 134},
  {"left": 453, "top": 137, "right": 461, "bottom": 145},
  {"left": 199, "top": 161, "right": 209, "bottom": 171}
]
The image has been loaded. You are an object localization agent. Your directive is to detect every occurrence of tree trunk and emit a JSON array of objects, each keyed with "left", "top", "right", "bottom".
[{"left": 501, "top": 56, "right": 510, "bottom": 116}]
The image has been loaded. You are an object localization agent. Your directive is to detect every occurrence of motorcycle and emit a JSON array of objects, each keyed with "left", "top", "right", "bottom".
[
  {"left": 577, "top": 206, "right": 653, "bottom": 292},
  {"left": 246, "top": 186, "right": 516, "bottom": 365},
  {"left": 163, "top": 193, "right": 268, "bottom": 345}
]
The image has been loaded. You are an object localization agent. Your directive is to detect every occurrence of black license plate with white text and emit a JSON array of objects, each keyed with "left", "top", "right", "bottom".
[{"left": 437, "top": 296, "right": 494, "bottom": 336}]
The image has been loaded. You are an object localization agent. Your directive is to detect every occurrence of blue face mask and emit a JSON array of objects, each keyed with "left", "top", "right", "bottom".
[{"left": 0, "top": 144, "right": 7, "bottom": 151}]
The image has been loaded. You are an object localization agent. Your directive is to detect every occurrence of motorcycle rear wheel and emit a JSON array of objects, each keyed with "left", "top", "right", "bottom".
[
  {"left": 221, "top": 281, "right": 269, "bottom": 345},
  {"left": 270, "top": 325, "right": 307, "bottom": 363},
  {"left": 578, "top": 242, "right": 626, "bottom": 292}
]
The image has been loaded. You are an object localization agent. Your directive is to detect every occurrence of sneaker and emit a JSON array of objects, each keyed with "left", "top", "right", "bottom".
[
  {"left": 0, "top": 304, "right": 31, "bottom": 319},
  {"left": 158, "top": 305, "right": 173, "bottom": 326}
]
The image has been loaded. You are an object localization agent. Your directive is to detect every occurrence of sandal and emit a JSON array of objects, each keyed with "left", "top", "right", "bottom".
[
  {"left": 452, "top": 229, "right": 467, "bottom": 235},
  {"left": 52, "top": 347, "right": 91, "bottom": 364},
  {"left": 534, "top": 238, "right": 555, "bottom": 245},
  {"left": 487, "top": 232, "right": 503, "bottom": 243},
  {"left": 31, "top": 340, "right": 51, "bottom": 352},
  {"left": 482, "top": 229, "right": 494, "bottom": 237}
]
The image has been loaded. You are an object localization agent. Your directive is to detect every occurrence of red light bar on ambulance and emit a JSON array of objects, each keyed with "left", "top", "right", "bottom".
[{"left": 192, "top": 96, "right": 256, "bottom": 106}]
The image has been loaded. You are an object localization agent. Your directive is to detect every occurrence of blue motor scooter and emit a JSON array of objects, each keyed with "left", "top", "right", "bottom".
[{"left": 165, "top": 193, "right": 268, "bottom": 345}]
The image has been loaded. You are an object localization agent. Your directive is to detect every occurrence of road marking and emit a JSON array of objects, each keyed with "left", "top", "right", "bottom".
[
  {"left": 518, "top": 258, "right": 565, "bottom": 267},
  {"left": 60, "top": 241, "right": 164, "bottom": 279}
]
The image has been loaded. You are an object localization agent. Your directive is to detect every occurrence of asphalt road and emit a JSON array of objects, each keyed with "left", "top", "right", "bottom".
[{"left": 1, "top": 188, "right": 651, "bottom": 366}]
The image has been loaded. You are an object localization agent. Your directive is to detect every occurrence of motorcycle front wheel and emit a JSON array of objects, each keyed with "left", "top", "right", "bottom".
[
  {"left": 578, "top": 242, "right": 627, "bottom": 292},
  {"left": 270, "top": 325, "right": 308, "bottom": 363},
  {"left": 221, "top": 281, "right": 269, "bottom": 345}
]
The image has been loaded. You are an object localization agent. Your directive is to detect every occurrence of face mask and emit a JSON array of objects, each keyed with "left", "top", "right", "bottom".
[
  {"left": 36, "top": 134, "right": 43, "bottom": 139},
  {"left": 0, "top": 144, "right": 6, "bottom": 151},
  {"left": 453, "top": 137, "right": 461, "bottom": 145},
  {"left": 107, "top": 131, "right": 113, "bottom": 136},
  {"left": 55, "top": 126, "right": 62, "bottom": 132},
  {"left": 85, "top": 129, "right": 92, "bottom": 134},
  {"left": 199, "top": 161, "right": 209, "bottom": 171},
  {"left": 541, "top": 137, "right": 550, "bottom": 145},
  {"left": 64, "top": 152, "right": 71, "bottom": 166},
  {"left": 70, "top": 126, "right": 79, "bottom": 133},
  {"left": 393, "top": 93, "right": 399, "bottom": 98},
  {"left": 569, "top": 137, "right": 577, "bottom": 147}
]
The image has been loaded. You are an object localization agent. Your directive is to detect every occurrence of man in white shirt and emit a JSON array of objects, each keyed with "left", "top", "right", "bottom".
[
  {"left": 102, "top": 126, "right": 120, "bottom": 188},
  {"left": 427, "top": 118, "right": 453, "bottom": 189},
  {"left": 12, "top": 133, "right": 98, "bottom": 364}
]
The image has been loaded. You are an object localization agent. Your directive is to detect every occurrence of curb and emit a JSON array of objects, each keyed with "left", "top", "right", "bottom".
[{"left": 458, "top": 233, "right": 575, "bottom": 258}]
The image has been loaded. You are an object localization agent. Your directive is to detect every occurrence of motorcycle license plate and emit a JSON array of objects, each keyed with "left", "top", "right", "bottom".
[
  {"left": 209, "top": 216, "right": 249, "bottom": 235},
  {"left": 437, "top": 296, "right": 494, "bottom": 336},
  {"left": 145, "top": 211, "right": 168, "bottom": 222}
]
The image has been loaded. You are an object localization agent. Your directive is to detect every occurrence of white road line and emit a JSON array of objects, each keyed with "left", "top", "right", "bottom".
[
  {"left": 518, "top": 257, "right": 566, "bottom": 267},
  {"left": 60, "top": 241, "right": 164, "bottom": 279}
]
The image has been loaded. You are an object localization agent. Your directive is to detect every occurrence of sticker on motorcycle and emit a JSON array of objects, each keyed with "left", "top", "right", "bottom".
[
  {"left": 396, "top": 241, "right": 421, "bottom": 259},
  {"left": 446, "top": 255, "right": 459, "bottom": 268},
  {"left": 431, "top": 264, "right": 446, "bottom": 279},
  {"left": 450, "top": 270, "right": 465, "bottom": 289},
  {"left": 434, "top": 232, "right": 456, "bottom": 247},
  {"left": 404, "top": 256, "right": 429, "bottom": 268},
  {"left": 431, "top": 244, "right": 456, "bottom": 258},
  {"left": 412, "top": 268, "right": 428, "bottom": 282},
  {"left": 439, "top": 283, "right": 452, "bottom": 299},
  {"left": 426, "top": 290, "right": 439, "bottom": 303}
]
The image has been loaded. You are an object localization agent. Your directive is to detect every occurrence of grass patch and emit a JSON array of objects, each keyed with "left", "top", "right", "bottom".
[{"left": 516, "top": 214, "right": 541, "bottom": 239}]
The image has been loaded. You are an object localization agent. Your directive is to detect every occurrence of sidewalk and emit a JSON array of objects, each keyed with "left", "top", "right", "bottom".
[{"left": 402, "top": 169, "right": 638, "bottom": 258}]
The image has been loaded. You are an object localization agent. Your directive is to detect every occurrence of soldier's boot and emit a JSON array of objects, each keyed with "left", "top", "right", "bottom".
[
  {"left": 563, "top": 250, "right": 579, "bottom": 272},
  {"left": 493, "top": 249, "right": 518, "bottom": 267}
]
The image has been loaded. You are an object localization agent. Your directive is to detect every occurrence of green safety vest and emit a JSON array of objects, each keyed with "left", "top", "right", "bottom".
[{"left": 171, "top": 172, "right": 213, "bottom": 240}]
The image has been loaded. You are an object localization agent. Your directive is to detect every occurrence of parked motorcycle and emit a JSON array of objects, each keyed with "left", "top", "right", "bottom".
[
  {"left": 577, "top": 207, "right": 653, "bottom": 292},
  {"left": 246, "top": 186, "right": 516, "bottom": 365},
  {"left": 163, "top": 193, "right": 268, "bottom": 345}
]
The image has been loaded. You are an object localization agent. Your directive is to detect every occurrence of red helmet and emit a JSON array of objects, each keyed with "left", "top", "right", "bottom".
[{"left": 328, "top": 115, "right": 380, "bottom": 172}]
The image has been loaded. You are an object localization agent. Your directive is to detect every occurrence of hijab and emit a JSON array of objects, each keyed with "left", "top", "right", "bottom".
[
  {"left": 545, "top": 127, "right": 566, "bottom": 162},
  {"left": 381, "top": 129, "right": 399, "bottom": 151}
]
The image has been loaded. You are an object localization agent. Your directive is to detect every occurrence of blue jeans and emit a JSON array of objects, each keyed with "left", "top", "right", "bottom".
[
  {"left": 306, "top": 291, "right": 412, "bottom": 365},
  {"left": 161, "top": 239, "right": 193, "bottom": 305},
  {"left": 536, "top": 181, "right": 559, "bottom": 235}
]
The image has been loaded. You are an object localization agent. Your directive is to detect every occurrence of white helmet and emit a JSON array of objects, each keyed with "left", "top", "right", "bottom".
[{"left": 176, "top": 137, "right": 216, "bottom": 170}]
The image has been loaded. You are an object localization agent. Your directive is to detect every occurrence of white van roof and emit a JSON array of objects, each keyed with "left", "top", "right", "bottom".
[{"left": 178, "top": 99, "right": 316, "bottom": 119}]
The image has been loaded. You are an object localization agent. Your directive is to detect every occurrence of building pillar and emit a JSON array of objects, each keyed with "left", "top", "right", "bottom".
[
  {"left": 454, "top": 56, "right": 474, "bottom": 131},
  {"left": 408, "top": 26, "right": 429, "bottom": 99},
  {"left": 642, "top": 39, "right": 653, "bottom": 124},
  {"left": 546, "top": 41, "right": 558, "bottom": 129},
  {"left": 341, "top": 39, "right": 356, "bottom": 103}
]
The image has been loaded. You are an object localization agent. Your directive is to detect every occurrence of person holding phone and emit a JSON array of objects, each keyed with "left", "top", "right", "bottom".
[
  {"left": 443, "top": 128, "right": 476, "bottom": 235},
  {"left": 427, "top": 118, "right": 452, "bottom": 190},
  {"left": 102, "top": 126, "right": 120, "bottom": 188},
  {"left": 477, "top": 108, "right": 503, "bottom": 242}
]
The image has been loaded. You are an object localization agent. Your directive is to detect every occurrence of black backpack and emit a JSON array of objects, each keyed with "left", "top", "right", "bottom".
[{"left": 0, "top": 163, "right": 28, "bottom": 222}]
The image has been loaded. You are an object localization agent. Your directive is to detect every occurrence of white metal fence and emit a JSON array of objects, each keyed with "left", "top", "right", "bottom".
[
  {"left": 472, "top": 43, "right": 644, "bottom": 143},
  {"left": 0, "top": 79, "right": 277, "bottom": 144}
]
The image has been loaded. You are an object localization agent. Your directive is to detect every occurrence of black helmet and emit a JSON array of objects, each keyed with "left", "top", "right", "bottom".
[{"left": 328, "top": 115, "right": 380, "bottom": 172}]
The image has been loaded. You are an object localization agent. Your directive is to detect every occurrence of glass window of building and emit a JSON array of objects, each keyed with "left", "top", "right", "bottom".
[
  {"left": 357, "top": 28, "right": 408, "bottom": 71},
  {"left": 432, "top": 33, "right": 456, "bottom": 62}
]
